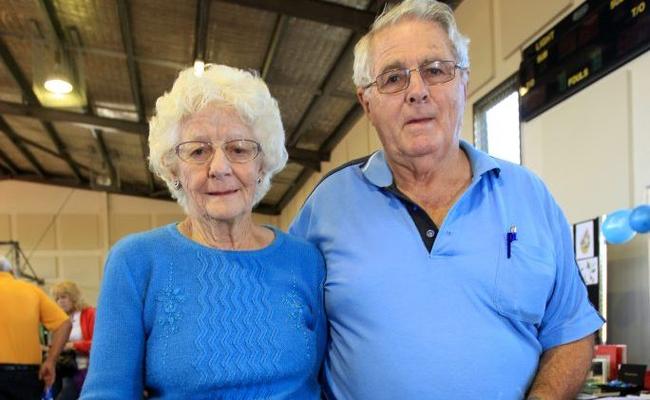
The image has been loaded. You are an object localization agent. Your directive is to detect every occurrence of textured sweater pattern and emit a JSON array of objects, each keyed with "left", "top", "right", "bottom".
[{"left": 81, "top": 224, "right": 326, "bottom": 400}]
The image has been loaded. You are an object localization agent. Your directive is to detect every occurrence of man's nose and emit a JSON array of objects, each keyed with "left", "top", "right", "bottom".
[{"left": 406, "top": 69, "right": 430, "bottom": 103}]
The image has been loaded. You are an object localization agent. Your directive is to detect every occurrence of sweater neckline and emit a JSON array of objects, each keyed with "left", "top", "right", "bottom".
[{"left": 166, "top": 223, "right": 285, "bottom": 255}]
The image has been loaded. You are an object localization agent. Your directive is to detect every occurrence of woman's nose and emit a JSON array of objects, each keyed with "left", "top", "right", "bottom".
[{"left": 208, "top": 147, "right": 232, "bottom": 177}]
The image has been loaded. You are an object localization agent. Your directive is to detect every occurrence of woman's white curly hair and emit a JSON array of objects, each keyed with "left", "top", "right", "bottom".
[{"left": 148, "top": 64, "right": 288, "bottom": 211}]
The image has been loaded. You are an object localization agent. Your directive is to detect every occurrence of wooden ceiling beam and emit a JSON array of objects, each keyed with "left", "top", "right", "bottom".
[
  {"left": 321, "top": 104, "right": 365, "bottom": 155},
  {"left": 0, "top": 147, "right": 19, "bottom": 175},
  {"left": 193, "top": 0, "right": 211, "bottom": 63},
  {"left": 116, "top": 0, "right": 155, "bottom": 193},
  {"left": 116, "top": 0, "right": 145, "bottom": 123},
  {"left": 276, "top": 104, "right": 364, "bottom": 211},
  {"left": 0, "top": 101, "right": 324, "bottom": 172},
  {"left": 19, "top": 136, "right": 95, "bottom": 175},
  {"left": 0, "top": 116, "right": 47, "bottom": 178},
  {"left": 39, "top": 0, "right": 68, "bottom": 45},
  {"left": 40, "top": 121, "right": 84, "bottom": 181},
  {"left": 287, "top": 32, "right": 360, "bottom": 147},
  {"left": 286, "top": 147, "right": 326, "bottom": 172},
  {"left": 92, "top": 128, "right": 119, "bottom": 190},
  {"left": 275, "top": 167, "right": 314, "bottom": 214},
  {"left": 36, "top": 2, "right": 86, "bottom": 182},
  {"left": 218, "top": 0, "right": 376, "bottom": 32},
  {"left": 261, "top": 15, "right": 289, "bottom": 80},
  {"left": 273, "top": 1, "right": 392, "bottom": 212},
  {"left": 0, "top": 38, "right": 39, "bottom": 104},
  {"left": 0, "top": 100, "right": 147, "bottom": 134},
  {"left": 0, "top": 37, "right": 83, "bottom": 182}
]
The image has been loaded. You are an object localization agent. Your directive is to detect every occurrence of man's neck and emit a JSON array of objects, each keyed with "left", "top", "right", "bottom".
[
  {"left": 387, "top": 144, "right": 472, "bottom": 228},
  {"left": 388, "top": 144, "right": 470, "bottom": 200}
]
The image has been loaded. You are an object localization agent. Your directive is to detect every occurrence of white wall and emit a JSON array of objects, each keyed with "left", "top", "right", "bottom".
[
  {"left": 521, "top": 51, "right": 650, "bottom": 365},
  {"left": 522, "top": 52, "right": 650, "bottom": 221}
]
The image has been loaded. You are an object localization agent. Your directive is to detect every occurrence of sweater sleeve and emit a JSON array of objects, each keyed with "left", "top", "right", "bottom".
[
  {"left": 81, "top": 245, "right": 146, "bottom": 400},
  {"left": 73, "top": 307, "right": 96, "bottom": 355}
]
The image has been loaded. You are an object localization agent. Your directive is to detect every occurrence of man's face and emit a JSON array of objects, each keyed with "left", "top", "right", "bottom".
[{"left": 358, "top": 19, "right": 467, "bottom": 163}]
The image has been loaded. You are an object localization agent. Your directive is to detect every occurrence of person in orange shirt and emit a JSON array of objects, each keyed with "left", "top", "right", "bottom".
[
  {"left": 51, "top": 281, "right": 96, "bottom": 399},
  {"left": 0, "top": 257, "right": 71, "bottom": 400}
]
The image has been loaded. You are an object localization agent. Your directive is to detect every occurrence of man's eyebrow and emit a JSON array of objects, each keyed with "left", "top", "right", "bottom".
[
  {"left": 421, "top": 57, "right": 441, "bottom": 65},
  {"left": 378, "top": 61, "right": 405, "bottom": 74},
  {"left": 377, "top": 57, "right": 444, "bottom": 74}
]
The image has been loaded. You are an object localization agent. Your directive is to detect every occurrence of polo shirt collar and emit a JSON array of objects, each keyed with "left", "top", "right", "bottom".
[
  {"left": 361, "top": 150, "right": 393, "bottom": 187},
  {"left": 361, "top": 140, "right": 501, "bottom": 188},
  {"left": 459, "top": 140, "right": 501, "bottom": 182}
]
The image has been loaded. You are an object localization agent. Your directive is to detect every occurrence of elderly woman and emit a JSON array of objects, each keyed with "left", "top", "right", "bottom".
[
  {"left": 51, "top": 281, "right": 96, "bottom": 399},
  {"left": 81, "top": 65, "right": 325, "bottom": 399}
]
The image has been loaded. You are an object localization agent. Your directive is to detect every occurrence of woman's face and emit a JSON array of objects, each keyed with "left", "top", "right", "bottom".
[
  {"left": 175, "top": 103, "right": 263, "bottom": 224},
  {"left": 56, "top": 293, "right": 74, "bottom": 314}
]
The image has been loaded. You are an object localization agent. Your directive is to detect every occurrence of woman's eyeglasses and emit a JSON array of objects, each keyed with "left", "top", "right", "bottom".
[{"left": 175, "top": 139, "right": 262, "bottom": 164}]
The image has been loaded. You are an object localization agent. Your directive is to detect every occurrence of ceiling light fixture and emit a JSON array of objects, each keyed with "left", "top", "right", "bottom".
[
  {"left": 44, "top": 49, "right": 74, "bottom": 95},
  {"left": 44, "top": 76, "right": 73, "bottom": 94}
]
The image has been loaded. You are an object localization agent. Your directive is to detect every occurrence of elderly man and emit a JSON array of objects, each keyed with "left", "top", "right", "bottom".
[
  {"left": 290, "top": 0, "right": 603, "bottom": 399},
  {"left": 0, "top": 257, "right": 71, "bottom": 399}
]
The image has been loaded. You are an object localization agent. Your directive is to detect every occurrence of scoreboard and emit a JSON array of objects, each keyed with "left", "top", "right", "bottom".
[{"left": 519, "top": 0, "right": 650, "bottom": 121}]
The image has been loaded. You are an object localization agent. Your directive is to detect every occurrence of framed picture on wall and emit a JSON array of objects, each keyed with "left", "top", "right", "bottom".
[
  {"left": 572, "top": 216, "right": 607, "bottom": 343},
  {"left": 577, "top": 256, "right": 599, "bottom": 285},
  {"left": 575, "top": 219, "right": 595, "bottom": 260}
]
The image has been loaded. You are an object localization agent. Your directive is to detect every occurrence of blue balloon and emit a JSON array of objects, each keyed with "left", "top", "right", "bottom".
[
  {"left": 602, "top": 209, "right": 636, "bottom": 244},
  {"left": 629, "top": 204, "right": 650, "bottom": 233}
]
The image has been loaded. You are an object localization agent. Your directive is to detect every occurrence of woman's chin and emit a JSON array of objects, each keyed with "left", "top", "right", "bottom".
[{"left": 193, "top": 207, "right": 249, "bottom": 225}]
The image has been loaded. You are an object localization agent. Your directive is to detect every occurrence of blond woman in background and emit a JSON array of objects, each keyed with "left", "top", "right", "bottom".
[{"left": 51, "top": 281, "right": 95, "bottom": 400}]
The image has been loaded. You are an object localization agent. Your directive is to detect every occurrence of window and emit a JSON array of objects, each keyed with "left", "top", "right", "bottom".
[{"left": 473, "top": 74, "right": 521, "bottom": 164}]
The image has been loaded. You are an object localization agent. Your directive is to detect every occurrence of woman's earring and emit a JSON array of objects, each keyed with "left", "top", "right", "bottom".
[
  {"left": 257, "top": 177, "right": 263, "bottom": 184},
  {"left": 173, "top": 180, "right": 182, "bottom": 190}
]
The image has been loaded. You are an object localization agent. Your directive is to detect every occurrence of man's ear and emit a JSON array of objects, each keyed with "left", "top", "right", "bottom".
[
  {"left": 356, "top": 87, "right": 371, "bottom": 115},
  {"left": 461, "top": 70, "right": 470, "bottom": 101}
]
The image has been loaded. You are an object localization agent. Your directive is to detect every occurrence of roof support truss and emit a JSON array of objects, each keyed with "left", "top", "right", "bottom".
[
  {"left": 193, "top": 0, "right": 211, "bottom": 63},
  {"left": 0, "top": 116, "right": 47, "bottom": 177},
  {"left": 92, "top": 129, "right": 119, "bottom": 189},
  {"left": 0, "top": 35, "right": 83, "bottom": 181},
  {"left": 0, "top": 147, "right": 19, "bottom": 175},
  {"left": 217, "top": 0, "right": 375, "bottom": 32},
  {"left": 116, "top": 0, "right": 155, "bottom": 192}
]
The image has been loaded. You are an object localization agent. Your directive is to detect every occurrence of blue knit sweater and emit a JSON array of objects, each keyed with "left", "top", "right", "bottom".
[{"left": 81, "top": 224, "right": 326, "bottom": 399}]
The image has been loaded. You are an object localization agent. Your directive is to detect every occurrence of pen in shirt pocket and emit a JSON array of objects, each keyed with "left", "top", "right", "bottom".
[{"left": 507, "top": 225, "right": 517, "bottom": 259}]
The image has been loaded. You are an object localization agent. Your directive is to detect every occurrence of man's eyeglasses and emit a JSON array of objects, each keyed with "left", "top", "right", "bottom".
[
  {"left": 175, "top": 139, "right": 262, "bottom": 164},
  {"left": 365, "top": 60, "right": 466, "bottom": 94}
]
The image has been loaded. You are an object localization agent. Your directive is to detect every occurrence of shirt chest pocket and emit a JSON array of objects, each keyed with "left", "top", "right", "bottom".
[{"left": 494, "top": 241, "right": 556, "bottom": 325}]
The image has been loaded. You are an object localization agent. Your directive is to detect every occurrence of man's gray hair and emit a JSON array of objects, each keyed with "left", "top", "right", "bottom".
[
  {"left": 149, "top": 64, "right": 288, "bottom": 210},
  {"left": 353, "top": 0, "right": 470, "bottom": 88}
]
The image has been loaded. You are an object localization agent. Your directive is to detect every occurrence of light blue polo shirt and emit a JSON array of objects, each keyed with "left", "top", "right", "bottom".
[{"left": 290, "top": 141, "right": 603, "bottom": 400}]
